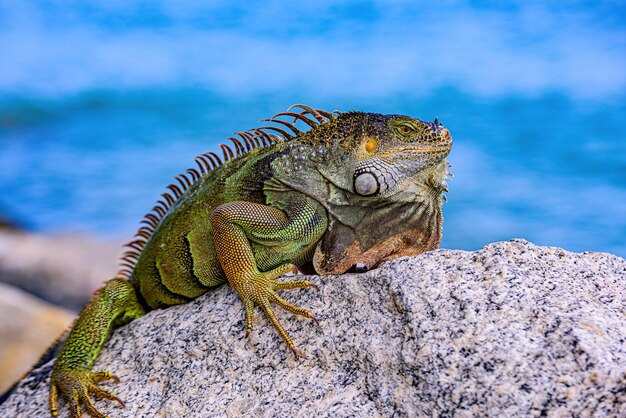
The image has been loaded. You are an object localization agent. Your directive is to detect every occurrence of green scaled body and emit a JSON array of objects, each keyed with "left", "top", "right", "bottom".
[
  {"left": 130, "top": 140, "right": 327, "bottom": 308},
  {"left": 48, "top": 105, "right": 452, "bottom": 417}
]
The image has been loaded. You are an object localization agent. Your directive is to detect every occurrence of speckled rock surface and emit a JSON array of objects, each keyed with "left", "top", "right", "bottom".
[{"left": 1, "top": 240, "right": 625, "bottom": 417}]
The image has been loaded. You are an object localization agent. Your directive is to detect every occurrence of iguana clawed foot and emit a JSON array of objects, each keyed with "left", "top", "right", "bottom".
[
  {"left": 49, "top": 369, "right": 124, "bottom": 418},
  {"left": 236, "top": 263, "right": 318, "bottom": 353}
]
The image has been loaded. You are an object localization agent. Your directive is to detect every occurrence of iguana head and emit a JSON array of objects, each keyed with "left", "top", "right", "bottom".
[
  {"left": 346, "top": 112, "right": 452, "bottom": 198},
  {"left": 270, "top": 110, "right": 452, "bottom": 275}
]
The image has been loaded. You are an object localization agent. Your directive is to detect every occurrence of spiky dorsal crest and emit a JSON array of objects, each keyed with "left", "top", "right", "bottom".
[{"left": 115, "top": 104, "right": 336, "bottom": 279}]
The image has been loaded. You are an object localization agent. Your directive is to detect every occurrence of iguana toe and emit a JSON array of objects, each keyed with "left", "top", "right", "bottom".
[
  {"left": 236, "top": 263, "right": 317, "bottom": 351},
  {"left": 49, "top": 369, "right": 123, "bottom": 418}
]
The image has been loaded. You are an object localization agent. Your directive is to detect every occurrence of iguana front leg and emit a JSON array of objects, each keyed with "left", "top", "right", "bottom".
[
  {"left": 49, "top": 278, "right": 146, "bottom": 417},
  {"left": 210, "top": 196, "right": 327, "bottom": 351}
]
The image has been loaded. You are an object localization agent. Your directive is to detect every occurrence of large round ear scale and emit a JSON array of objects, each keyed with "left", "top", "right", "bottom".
[{"left": 354, "top": 171, "right": 379, "bottom": 196}]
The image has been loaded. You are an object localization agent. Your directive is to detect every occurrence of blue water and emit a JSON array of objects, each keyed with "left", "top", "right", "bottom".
[{"left": 0, "top": 1, "right": 625, "bottom": 256}]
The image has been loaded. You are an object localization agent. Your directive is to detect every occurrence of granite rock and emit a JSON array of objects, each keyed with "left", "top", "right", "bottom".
[
  {"left": 0, "top": 283, "right": 74, "bottom": 393},
  {"left": 0, "top": 231, "right": 121, "bottom": 310},
  {"left": 1, "top": 239, "right": 625, "bottom": 417}
]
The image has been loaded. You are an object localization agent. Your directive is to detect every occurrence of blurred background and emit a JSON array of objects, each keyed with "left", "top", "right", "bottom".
[{"left": 0, "top": 0, "right": 625, "bottom": 393}]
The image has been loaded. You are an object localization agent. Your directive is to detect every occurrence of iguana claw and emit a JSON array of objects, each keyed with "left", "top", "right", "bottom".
[
  {"left": 237, "top": 263, "right": 318, "bottom": 351},
  {"left": 49, "top": 369, "right": 124, "bottom": 418}
]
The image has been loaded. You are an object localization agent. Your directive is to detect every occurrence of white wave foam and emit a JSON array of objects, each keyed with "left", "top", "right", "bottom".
[{"left": 0, "top": 1, "right": 624, "bottom": 99}]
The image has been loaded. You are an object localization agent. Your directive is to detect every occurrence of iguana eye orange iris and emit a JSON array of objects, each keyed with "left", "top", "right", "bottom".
[
  {"left": 398, "top": 125, "right": 414, "bottom": 135},
  {"left": 365, "top": 138, "right": 377, "bottom": 153}
]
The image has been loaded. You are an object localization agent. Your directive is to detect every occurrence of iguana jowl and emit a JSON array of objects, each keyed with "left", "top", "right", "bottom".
[{"left": 48, "top": 105, "right": 452, "bottom": 417}]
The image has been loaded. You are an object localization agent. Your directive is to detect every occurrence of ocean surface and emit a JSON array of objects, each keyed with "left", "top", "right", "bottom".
[{"left": 0, "top": 1, "right": 625, "bottom": 256}]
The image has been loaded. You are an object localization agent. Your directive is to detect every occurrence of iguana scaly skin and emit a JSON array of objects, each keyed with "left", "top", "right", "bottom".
[{"left": 48, "top": 105, "right": 452, "bottom": 417}]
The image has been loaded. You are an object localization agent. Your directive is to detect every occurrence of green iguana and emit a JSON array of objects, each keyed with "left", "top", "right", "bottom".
[{"left": 47, "top": 104, "right": 452, "bottom": 417}]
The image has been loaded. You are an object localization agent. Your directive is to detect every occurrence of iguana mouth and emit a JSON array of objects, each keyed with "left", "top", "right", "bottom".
[
  {"left": 380, "top": 145, "right": 451, "bottom": 158},
  {"left": 381, "top": 127, "right": 452, "bottom": 158}
]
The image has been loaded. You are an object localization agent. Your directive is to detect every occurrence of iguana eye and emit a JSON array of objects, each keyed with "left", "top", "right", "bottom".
[{"left": 397, "top": 123, "right": 416, "bottom": 136}]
